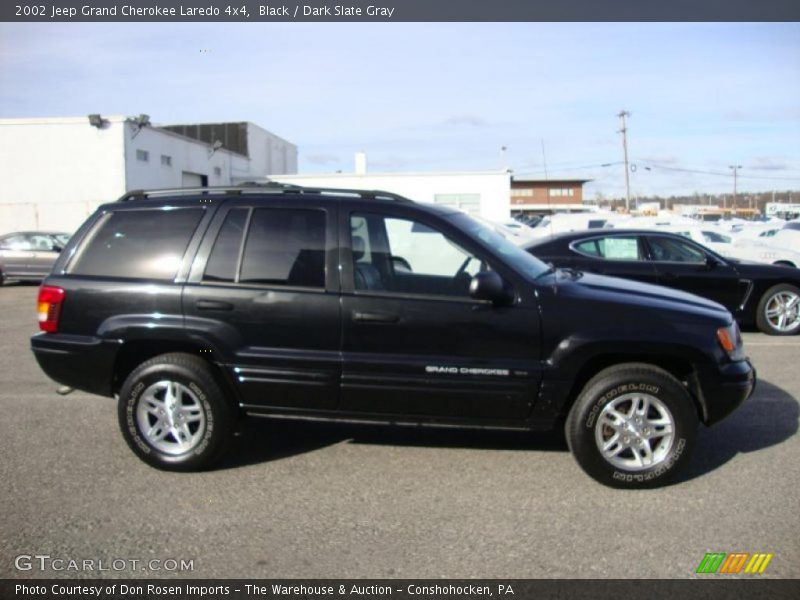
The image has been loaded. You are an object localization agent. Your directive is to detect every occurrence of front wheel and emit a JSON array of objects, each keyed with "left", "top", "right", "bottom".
[
  {"left": 565, "top": 364, "right": 697, "bottom": 488},
  {"left": 118, "top": 353, "right": 235, "bottom": 471},
  {"left": 756, "top": 283, "right": 800, "bottom": 335}
]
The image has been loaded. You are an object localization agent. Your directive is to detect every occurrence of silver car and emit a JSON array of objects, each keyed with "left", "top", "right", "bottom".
[{"left": 0, "top": 231, "right": 70, "bottom": 285}]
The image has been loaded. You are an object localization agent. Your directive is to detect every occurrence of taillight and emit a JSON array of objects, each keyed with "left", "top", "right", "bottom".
[{"left": 37, "top": 285, "right": 65, "bottom": 333}]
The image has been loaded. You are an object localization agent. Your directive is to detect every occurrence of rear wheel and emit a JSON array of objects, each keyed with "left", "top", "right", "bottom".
[
  {"left": 756, "top": 284, "right": 800, "bottom": 336},
  {"left": 118, "top": 353, "right": 235, "bottom": 471},
  {"left": 565, "top": 363, "right": 697, "bottom": 488}
]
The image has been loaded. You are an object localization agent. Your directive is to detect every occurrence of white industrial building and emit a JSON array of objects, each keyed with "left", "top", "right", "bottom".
[
  {"left": 268, "top": 153, "right": 513, "bottom": 222},
  {"left": 0, "top": 115, "right": 297, "bottom": 234}
]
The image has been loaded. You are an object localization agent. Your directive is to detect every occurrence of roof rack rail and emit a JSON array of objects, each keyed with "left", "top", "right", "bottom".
[{"left": 116, "top": 181, "right": 413, "bottom": 204}]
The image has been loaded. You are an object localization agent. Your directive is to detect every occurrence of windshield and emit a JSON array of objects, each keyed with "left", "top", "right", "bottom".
[{"left": 447, "top": 213, "right": 551, "bottom": 280}]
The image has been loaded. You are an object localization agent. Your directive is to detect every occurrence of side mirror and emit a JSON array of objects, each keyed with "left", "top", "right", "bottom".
[
  {"left": 705, "top": 255, "right": 721, "bottom": 269},
  {"left": 391, "top": 256, "right": 412, "bottom": 273},
  {"left": 469, "top": 271, "right": 514, "bottom": 306},
  {"left": 52, "top": 245, "right": 63, "bottom": 253}
]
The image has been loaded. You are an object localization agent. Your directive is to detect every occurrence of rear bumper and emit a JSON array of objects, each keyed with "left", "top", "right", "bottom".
[
  {"left": 696, "top": 359, "right": 756, "bottom": 426},
  {"left": 30, "top": 333, "right": 121, "bottom": 397}
]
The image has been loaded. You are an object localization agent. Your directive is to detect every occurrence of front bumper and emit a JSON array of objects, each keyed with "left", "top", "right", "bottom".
[
  {"left": 695, "top": 358, "right": 756, "bottom": 426},
  {"left": 31, "top": 333, "right": 121, "bottom": 397}
]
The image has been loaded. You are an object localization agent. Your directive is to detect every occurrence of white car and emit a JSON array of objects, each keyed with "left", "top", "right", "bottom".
[
  {"left": 728, "top": 221, "right": 800, "bottom": 267},
  {"left": 656, "top": 226, "right": 735, "bottom": 257}
]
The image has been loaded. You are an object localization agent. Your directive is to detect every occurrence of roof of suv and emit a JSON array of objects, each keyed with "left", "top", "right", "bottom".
[
  {"left": 110, "top": 181, "right": 461, "bottom": 217},
  {"left": 117, "top": 181, "right": 413, "bottom": 204}
]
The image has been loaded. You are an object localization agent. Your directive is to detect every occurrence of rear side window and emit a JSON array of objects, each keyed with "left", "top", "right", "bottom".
[
  {"left": 574, "top": 236, "right": 641, "bottom": 260},
  {"left": 204, "top": 209, "right": 248, "bottom": 282},
  {"left": 70, "top": 208, "right": 203, "bottom": 279},
  {"left": 238, "top": 208, "right": 326, "bottom": 288}
]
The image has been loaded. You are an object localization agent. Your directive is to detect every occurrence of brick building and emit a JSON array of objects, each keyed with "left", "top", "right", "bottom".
[{"left": 510, "top": 176, "right": 591, "bottom": 216}]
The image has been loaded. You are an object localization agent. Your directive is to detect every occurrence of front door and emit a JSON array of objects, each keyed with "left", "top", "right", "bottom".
[
  {"left": 644, "top": 234, "right": 745, "bottom": 311},
  {"left": 26, "top": 233, "right": 62, "bottom": 278},
  {"left": 339, "top": 208, "right": 541, "bottom": 421}
]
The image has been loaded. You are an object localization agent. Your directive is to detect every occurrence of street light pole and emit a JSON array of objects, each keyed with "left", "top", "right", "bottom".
[
  {"left": 729, "top": 165, "right": 742, "bottom": 209},
  {"left": 618, "top": 111, "right": 631, "bottom": 212}
]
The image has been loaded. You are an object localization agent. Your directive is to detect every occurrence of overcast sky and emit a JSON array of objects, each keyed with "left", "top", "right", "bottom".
[{"left": 1, "top": 22, "right": 798, "bottom": 199}]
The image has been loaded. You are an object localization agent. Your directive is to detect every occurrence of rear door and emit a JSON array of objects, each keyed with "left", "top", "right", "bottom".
[
  {"left": 183, "top": 198, "right": 341, "bottom": 412},
  {"left": 339, "top": 205, "right": 541, "bottom": 421},
  {"left": 26, "top": 233, "right": 62, "bottom": 278},
  {"left": 568, "top": 234, "right": 660, "bottom": 284}
]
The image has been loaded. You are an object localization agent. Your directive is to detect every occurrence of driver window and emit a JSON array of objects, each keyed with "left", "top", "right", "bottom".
[
  {"left": 647, "top": 236, "right": 706, "bottom": 263},
  {"left": 351, "top": 213, "right": 485, "bottom": 298}
]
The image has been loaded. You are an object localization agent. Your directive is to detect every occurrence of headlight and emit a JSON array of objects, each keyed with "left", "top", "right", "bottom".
[{"left": 717, "top": 321, "right": 744, "bottom": 360}]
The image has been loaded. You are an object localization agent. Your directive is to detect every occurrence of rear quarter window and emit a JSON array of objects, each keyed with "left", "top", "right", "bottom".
[
  {"left": 69, "top": 208, "right": 204, "bottom": 280},
  {"left": 574, "top": 236, "right": 641, "bottom": 260}
]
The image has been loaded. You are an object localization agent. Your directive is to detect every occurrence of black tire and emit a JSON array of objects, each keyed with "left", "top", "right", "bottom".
[
  {"left": 0, "top": 268, "right": 5, "bottom": 286},
  {"left": 565, "top": 363, "right": 697, "bottom": 489},
  {"left": 118, "top": 352, "right": 235, "bottom": 471},
  {"left": 756, "top": 283, "right": 800, "bottom": 336}
]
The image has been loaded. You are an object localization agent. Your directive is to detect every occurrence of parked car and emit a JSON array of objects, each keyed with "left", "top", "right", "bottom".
[
  {"left": 655, "top": 226, "right": 734, "bottom": 257},
  {"left": 526, "top": 229, "right": 800, "bottom": 335},
  {"left": 31, "top": 185, "right": 754, "bottom": 488},
  {"left": 728, "top": 239, "right": 800, "bottom": 269},
  {"left": 0, "top": 231, "right": 70, "bottom": 285}
]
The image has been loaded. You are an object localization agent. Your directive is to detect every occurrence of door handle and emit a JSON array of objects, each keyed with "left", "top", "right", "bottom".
[
  {"left": 196, "top": 299, "right": 234, "bottom": 311},
  {"left": 352, "top": 311, "right": 399, "bottom": 324}
]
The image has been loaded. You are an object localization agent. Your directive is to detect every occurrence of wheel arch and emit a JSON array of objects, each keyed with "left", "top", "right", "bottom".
[
  {"left": 542, "top": 350, "right": 707, "bottom": 426},
  {"left": 112, "top": 340, "right": 242, "bottom": 415}
]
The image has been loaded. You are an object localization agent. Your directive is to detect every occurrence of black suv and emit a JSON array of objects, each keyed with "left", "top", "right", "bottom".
[{"left": 31, "top": 185, "right": 755, "bottom": 488}]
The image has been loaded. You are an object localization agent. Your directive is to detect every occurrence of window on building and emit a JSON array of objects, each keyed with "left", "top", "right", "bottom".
[
  {"left": 511, "top": 189, "right": 534, "bottom": 197},
  {"left": 136, "top": 149, "right": 149, "bottom": 162},
  {"left": 239, "top": 208, "right": 326, "bottom": 288},
  {"left": 70, "top": 208, "right": 204, "bottom": 280},
  {"left": 161, "top": 155, "right": 172, "bottom": 167},
  {"left": 548, "top": 188, "right": 575, "bottom": 198},
  {"left": 214, "top": 166, "right": 222, "bottom": 177}
]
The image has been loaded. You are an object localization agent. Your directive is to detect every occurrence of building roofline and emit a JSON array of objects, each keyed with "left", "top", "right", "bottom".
[
  {"left": 273, "top": 169, "right": 512, "bottom": 180},
  {"left": 162, "top": 121, "right": 296, "bottom": 148},
  {"left": 0, "top": 115, "right": 129, "bottom": 126},
  {"left": 512, "top": 176, "right": 592, "bottom": 184},
  {"left": 150, "top": 126, "right": 249, "bottom": 159}
]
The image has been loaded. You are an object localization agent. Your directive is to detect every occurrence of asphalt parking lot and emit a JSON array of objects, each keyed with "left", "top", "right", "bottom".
[{"left": 1, "top": 283, "right": 798, "bottom": 579}]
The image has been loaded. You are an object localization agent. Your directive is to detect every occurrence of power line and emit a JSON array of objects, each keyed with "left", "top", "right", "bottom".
[{"left": 635, "top": 160, "right": 800, "bottom": 182}]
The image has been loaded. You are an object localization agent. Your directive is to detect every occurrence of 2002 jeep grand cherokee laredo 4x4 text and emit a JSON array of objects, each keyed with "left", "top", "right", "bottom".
[{"left": 31, "top": 184, "right": 755, "bottom": 488}]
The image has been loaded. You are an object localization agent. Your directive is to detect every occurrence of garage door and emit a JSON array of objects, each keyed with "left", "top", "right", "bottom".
[{"left": 181, "top": 171, "right": 206, "bottom": 187}]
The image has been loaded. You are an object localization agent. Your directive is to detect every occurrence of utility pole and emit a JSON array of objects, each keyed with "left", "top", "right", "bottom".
[
  {"left": 618, "top": 111, "right": 631, "bottom": 211},
  {"left": 729, "top": 165, "right": 742, "bottom": 208}
]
